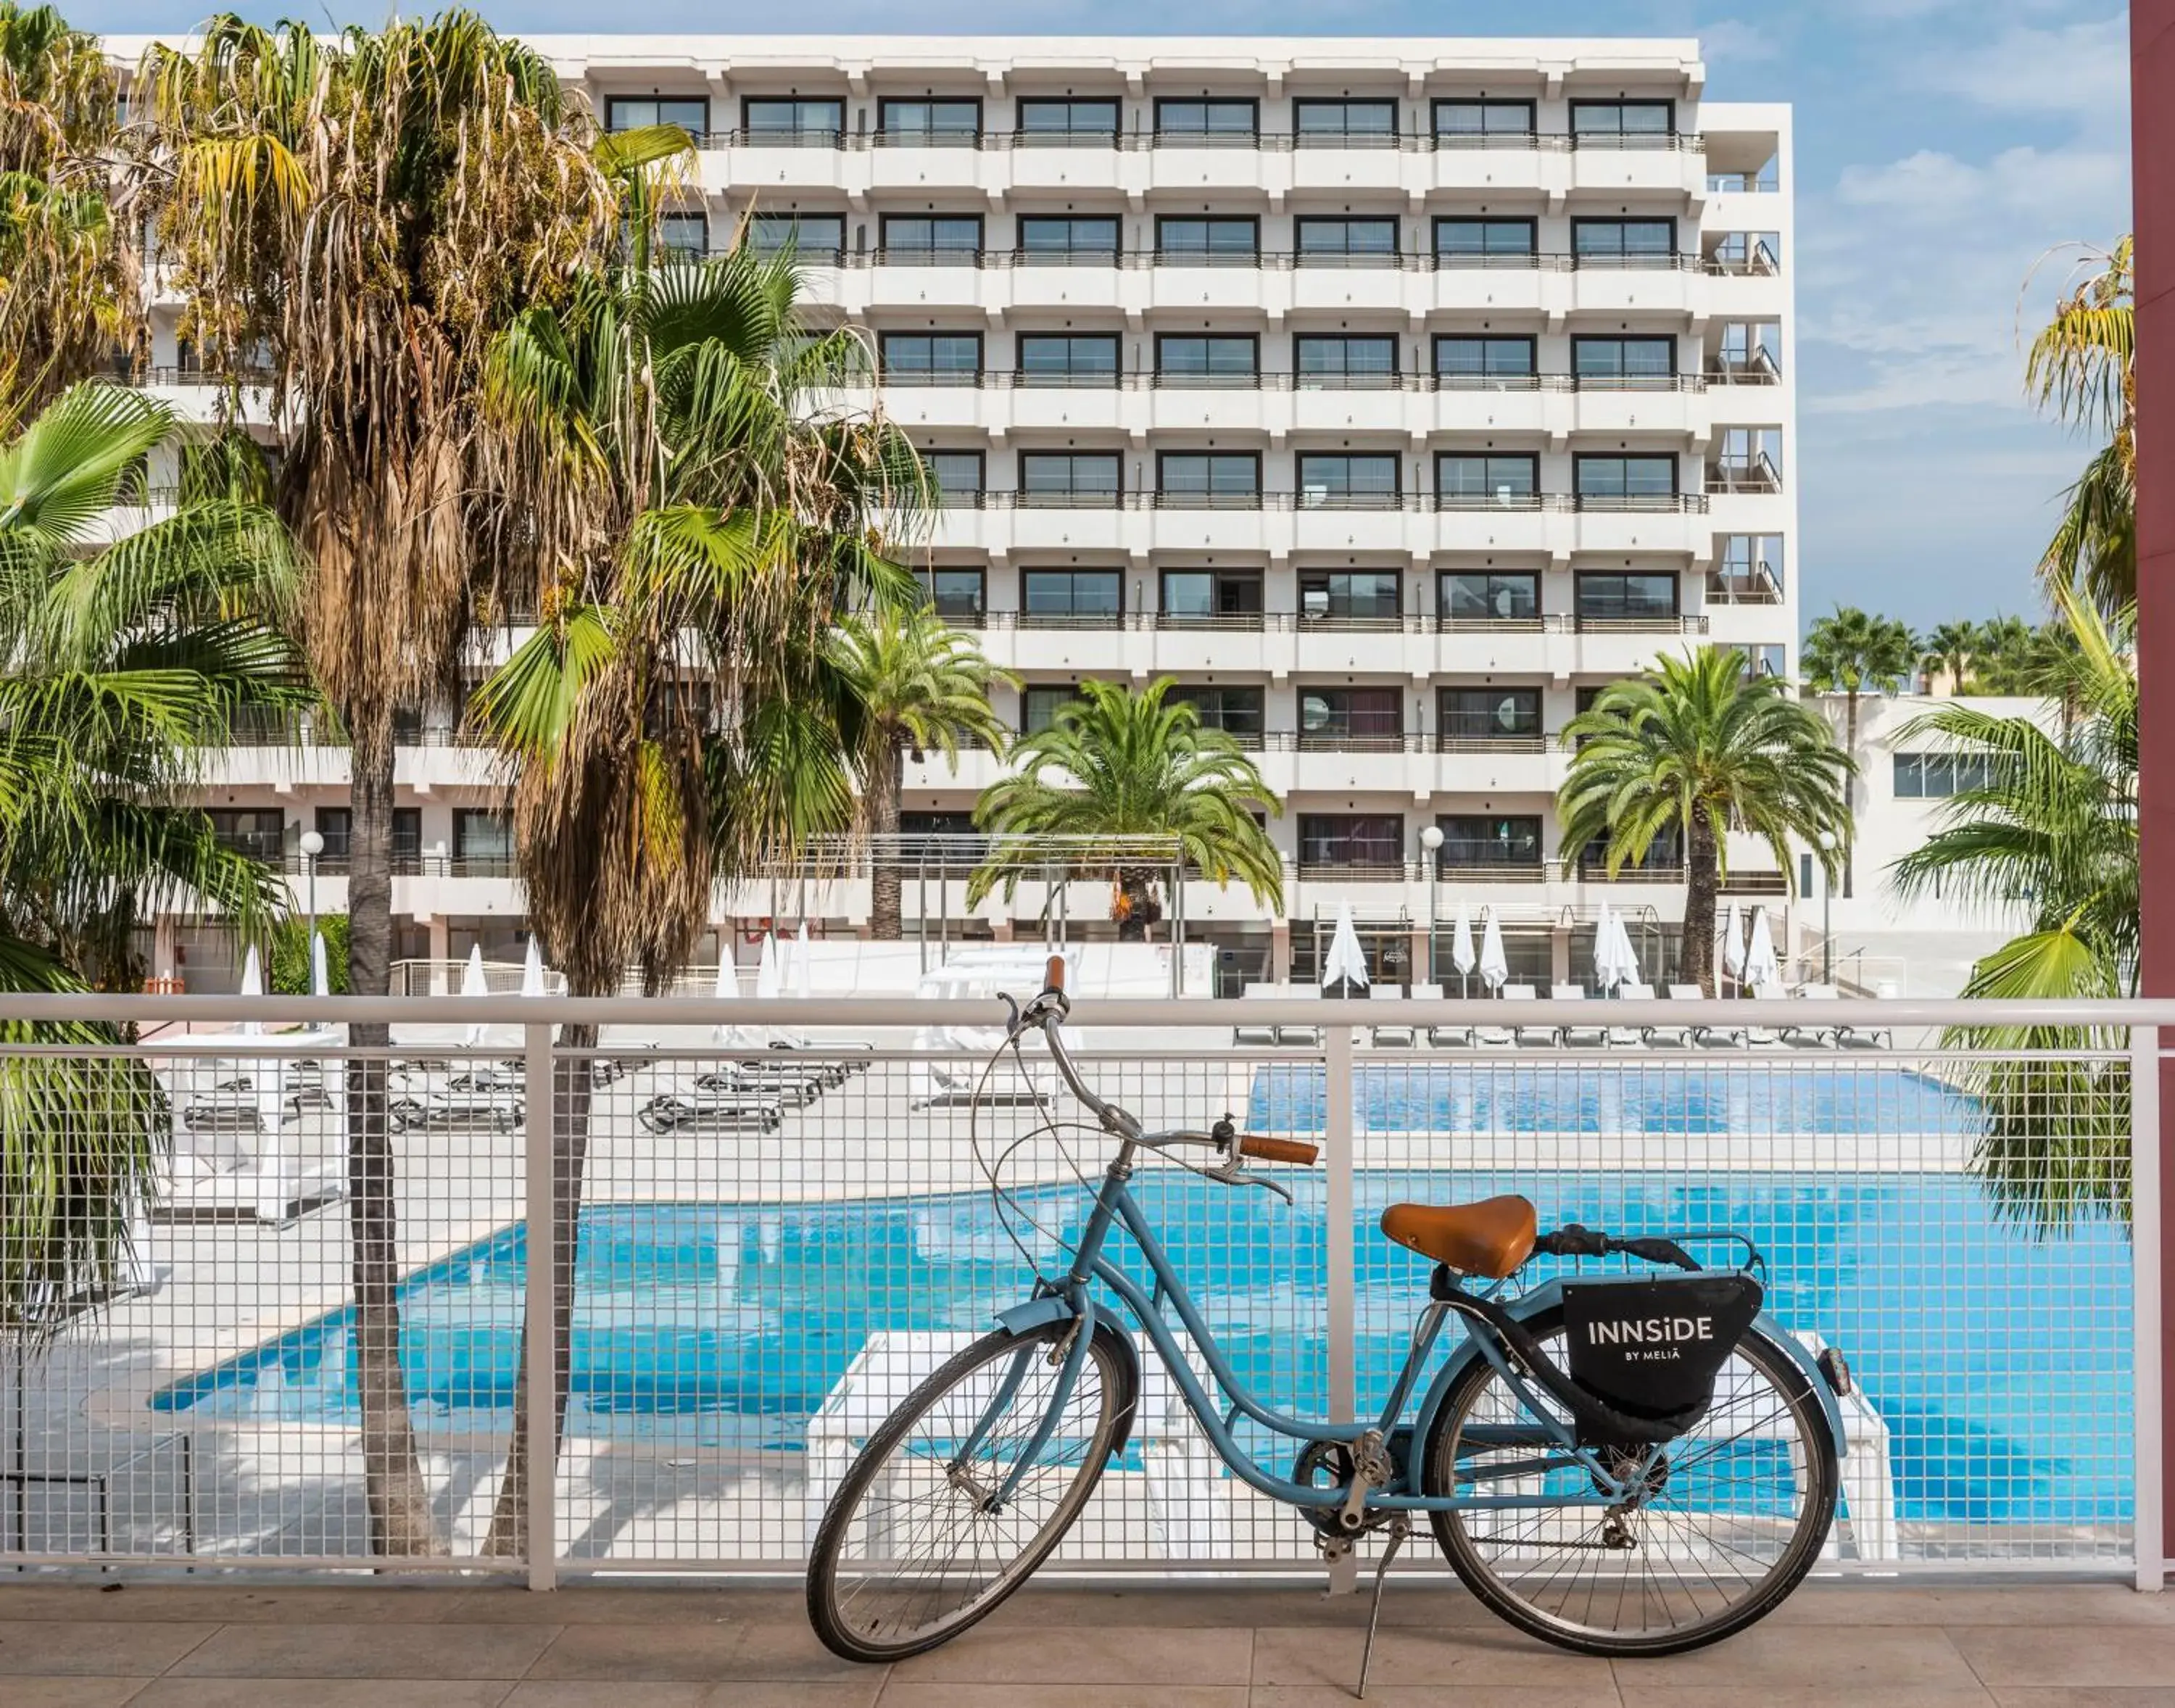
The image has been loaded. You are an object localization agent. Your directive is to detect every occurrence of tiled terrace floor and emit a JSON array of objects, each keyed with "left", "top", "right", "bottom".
[{"left": 1, "top": 1578, "right": 2171, "bottom": 1706}]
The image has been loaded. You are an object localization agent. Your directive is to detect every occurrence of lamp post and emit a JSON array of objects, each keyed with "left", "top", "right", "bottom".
[
  {"left": 1816, "top": 829, "right": 1837, "bottom": 984},
  {"left": 299, "top": 829, "right": 324, "bottom": 952},
  {"left": 1420, "top": 824, "right": 1444, "bottom": 989}
]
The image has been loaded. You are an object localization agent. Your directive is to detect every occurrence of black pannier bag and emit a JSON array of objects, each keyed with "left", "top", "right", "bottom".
[{"left": 1560, "top": 1274, "right": 1765, "bottom": 1445}]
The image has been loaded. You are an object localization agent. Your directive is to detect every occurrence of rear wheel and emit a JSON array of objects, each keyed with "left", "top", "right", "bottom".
[
  {"left": 807, "top": 1321, "right": 1130, "bottom": 1663},
  {"left": 1422, "top": 1306, "right": 1836, "bottom": 1657}
]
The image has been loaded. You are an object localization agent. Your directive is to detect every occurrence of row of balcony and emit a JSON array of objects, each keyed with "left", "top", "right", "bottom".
[
  {"left": 923, "top": 490, "right": 1730, "bottom": 510},
  {"left": 685, "top": 128, "right": 1714, "bottom": 154},
  {"left": 761, "top": 248, "right": 1723, "bottom": 272},
  {"left": 873, "top": 368, "right": 1777, "bottom": 391}
]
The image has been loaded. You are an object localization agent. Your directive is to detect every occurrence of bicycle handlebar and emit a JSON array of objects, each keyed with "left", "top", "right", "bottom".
[{"left": 1235, "top": 1135, "right": 1321, "bottom": 1166}]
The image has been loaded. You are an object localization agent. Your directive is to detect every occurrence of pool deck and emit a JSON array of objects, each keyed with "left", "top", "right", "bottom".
[{"left": 1, "top": 1576, "right": 2171, "bottom": 1705}]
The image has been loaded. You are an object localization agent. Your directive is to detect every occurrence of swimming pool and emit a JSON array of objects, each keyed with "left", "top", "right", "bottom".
[
  {"left": 152, "top": 1169, "right": 2132, "bottom": 1531},
  {"left": 1247, "top": 1062, "right": 1984, "bottom": 1137}
]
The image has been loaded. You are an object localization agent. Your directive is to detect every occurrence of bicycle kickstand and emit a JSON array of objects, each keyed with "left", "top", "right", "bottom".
[{"left": 1354, "top": 1516, "right": 1409, "bottom": 1700}]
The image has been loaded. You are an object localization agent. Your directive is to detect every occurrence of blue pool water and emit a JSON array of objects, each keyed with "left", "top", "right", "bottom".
[
  {"left": 1247, "top": 1063, "right": 1984, "bottom": 1137},
  {"left": 152, "top": 1169, "right": 2134, "bottom": 1529}
]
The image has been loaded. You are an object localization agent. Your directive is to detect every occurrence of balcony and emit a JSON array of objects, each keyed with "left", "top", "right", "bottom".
[{"left": 1705, "top": 457, "right": 1784, "bottom": 495}]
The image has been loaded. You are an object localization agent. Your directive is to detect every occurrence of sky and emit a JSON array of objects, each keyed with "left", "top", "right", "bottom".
[{"left": 75, "top": 1, "right": 2137, "bottom": 636}]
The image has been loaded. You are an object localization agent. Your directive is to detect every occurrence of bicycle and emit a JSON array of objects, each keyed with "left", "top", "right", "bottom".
[{"left": 807, "top": 959, "right": 1850, "bottom": 1691}]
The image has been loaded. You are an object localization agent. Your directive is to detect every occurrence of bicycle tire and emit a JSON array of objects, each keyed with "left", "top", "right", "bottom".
[
  {"left": 1422, "top": 1305, "right": 1837, "bottom": 1657},
  {"left": 807, "top": 1320, "right": 1131, "bottom": 1663}
]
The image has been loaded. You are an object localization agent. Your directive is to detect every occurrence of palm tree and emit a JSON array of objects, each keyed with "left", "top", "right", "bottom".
[
  {"left": 135, "top": 12, "right": 616, "bottom": 1558},
  {"left": 469, "top": 215, "right": 925, "bottom": 1555},
  {"left": 1802, "top": 606, "right": 1916, "bottom": 896},
  {"left": 971, "top": 679, "right": 1283, "bottom": 937},
  {"left": 829, "top": 606, "right": 1014, "bottom": 939},
  {"left": 1921, "top": 621, "right": 1979, "bottom": 698},
  {"left": 0, "top": 3, "right": 138, "bottom": 434},
  {"left": 2024, "top": 237, "right": 2133, "bottom": 610},
  {"left": 1, "top": 381, "right": 304, "bottom": 1331},
  {"left": 1559, "top": 647, "right": 1852, "bottom": 995},
  {"left": 1892, "top": 586, "right": 2134, "bottom": 1230},
  {"left": 1968, "top": 615, "right": 2038, "bottom": 694}
]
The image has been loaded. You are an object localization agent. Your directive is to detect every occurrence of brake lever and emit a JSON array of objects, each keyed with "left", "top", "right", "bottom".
[
  {"left": 998, "top": 992, "right": 1025, "bottom": 1040},
  {"left": 1206, "top": 1158, "right": 1294, "bottom": 1206}
]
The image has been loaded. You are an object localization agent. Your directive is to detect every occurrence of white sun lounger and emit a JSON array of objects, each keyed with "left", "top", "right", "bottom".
[
  {"left": 1277, "top": 984, "right": 1324, "bottom": 1048},
  {"left": 1670, "top": 983, "right": 1747, "bottom": 1049},
  {"left": 1610, "top": 983, "right": 1656, "bottom": 1048},
  {"left": 1747, "top": 984, "right": 1791, "bottom": 1046},
  {"left": 1794, "top": 984, "right": 1892, "bottom": 1050},
  {"left": 1501, "top": 983, "right": 1557, "bottom": 1048},
  {"left": 1551, "top": 984, "right": 1610, "bottom": 1048},
  {"left": 1233, "top": 984, "right": 1282, "bottom": 1048},
  {"left": 1370, "top": 986, "right": 1419, "bottom": 1048}
]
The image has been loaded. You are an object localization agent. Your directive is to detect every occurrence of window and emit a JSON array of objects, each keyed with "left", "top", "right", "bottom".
[
  {"left": 606, "top": 96, "right": 708, "bottom": 138},
  {"left": 1156, "top": 216, "right": 1259, "bottom": 263},
  {"left": 1433, "top": 99, "right": 1536, "bottom": 141},
  {"left": 915, "top": 567, "right": 986, "bottom": 621},
  {"left": 1575, "top": 455, "right": 1678, "bottom": 505},
  {"left": 1441, "top": 571, "right": 1540, "bottom": 623},
  {"left": 453, "top": 809, "right": 513, "bottom": 866},
  {"left": 390, "top": 808, "right": 422, "bottom": 866},
  {"left": 922, "top": 450, "right": 985, "bottom": 505},
  {"left": 1294, "top": 216, "right": 1399, "bottom": 264},
  {"left": 1017, "top": 98, "right": 1121, "bottom": 143},
  {"left": 206, "top": 808, "right": 285, "bottom": 861},
  {"left": 1441, "top": 687, "right": 1542, "bottom": 742},
  {"left": 1157, "top": 452, "right": 1260, "bottom": 505},
  {"left": 312, "top": 807, "right": 352, "bottom": 863},
  {"left": 745, "top": 212, "right": 844, "bottom": 258},
  {"left": 1894, "top": 752, "right": 1994, "bottom": 800},
  {"left": 1299, "top": 570, "right": 1400, "bottom": 621},
  {"left": 1154, "top": 98, "right": 1257, "bottom": 141},
  {"left": 1171, "top": 684, "right": 1266, "bottom": 742},
  {"left": 742, "top": 96, "right": 843, "bottom": 141},
  {"left": 1434, "top": 217, "right": 1538, "bottom": 265},
  {"left": 1296, "top": 334, "right": 1398, "bottom": 388},
  {"left": 658, "top": 212, "right": 708, "bottom": 260},
  {"left": 1020, "top": 451, "right": 1121, "bottom": 504},
  {"left": 877, "top": 97, "right": 980, "bottom": 144},
  {"left": 1156, "top": 334, "right": 1258, "bottom": 385},
  {"left": 1575, "top": 571, "right": 1679, "bottom": 620},
  {"left": 1713, "top": 534, "right": 1785, "bottom": 598},
  {"left": 1573, "top": 218, "right": 1677, "bottom": 264},
  {"left": 1023, "top": 571, "right": 1121, "bottom": 621},
  {"left": 1436, "top": 452, "right": 1540, "bottom": 506},
  {"left": 1433, "top": 336, "right": 1537, "bottom": 386},
  {"left": 1578, "top": 825, "right": 1682, "bottom": 874},
  {"left": 1437, "top": 815, "right": 1543, "bottom": 870},
  {"left": 899, "top": 811, "right": 983, "bottom": 858},
  {"left": 1161, "top": 568, "right": 1264, "bottom": 620},
  {"left": 1300, "top": 814, "right": 1404, "bottom": 869},
  {"left": 1298, "top": 687, "right": 1401, "bottom": 745},
  {"left": 1572, "top": 336, "right": 1677, "bottom": 385},
  {"left": 880, "top": 331, "right": 982, "bottom": 384},
  {"left": 1017, "top": 215, "right": 1119, "bottom": 262},
  {"left": 1570, "top": 99, "right": 1675, "bottom": 141},
  {"left": 1294, "top": 98, "right": 1398, "bottom": 144},
  {"left": 879, "top": 214, "right": 983, "bottom": 262},
  {"left": 1297, "top": 452, "right": 1400, "bottom": 508},
  {"left": 1017, "top": 333, "right": 1119, "bottom": 386},
  {"left": 1024, "top": 684, "right": 1101, "bottom": 733}
]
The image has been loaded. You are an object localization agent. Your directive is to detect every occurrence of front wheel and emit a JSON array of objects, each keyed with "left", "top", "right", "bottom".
[
  {"left": 807, "top": 1321, "right": 1131, "bottom": 1663},
  {"left": 1422, "top": 1306, "right": 1837, "bottom": 1657}
]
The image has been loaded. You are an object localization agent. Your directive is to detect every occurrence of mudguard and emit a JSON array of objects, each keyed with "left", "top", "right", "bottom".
[
  {"left": 992, "top": 1293, "right": 1143, "bottom": 1462},
  {"left": 1410, "top": 1274, "right": 1847, "bottom": 1476}
]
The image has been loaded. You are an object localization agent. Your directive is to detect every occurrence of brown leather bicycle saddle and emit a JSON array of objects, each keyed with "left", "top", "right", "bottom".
[{"left": 1378, "top": 1194, "right": 1538, "bottom": 1278}]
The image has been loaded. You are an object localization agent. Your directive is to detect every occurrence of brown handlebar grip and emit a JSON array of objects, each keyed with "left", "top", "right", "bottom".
[
  {"left": 1238, "top": 1135, "right": 1321, "bottom": 1166},
  {"left": 1043, "top": 954, "right": 1066, "bottom": 995}
]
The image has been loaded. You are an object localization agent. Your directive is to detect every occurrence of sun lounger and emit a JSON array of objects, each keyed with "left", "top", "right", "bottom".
[
  {"left": 1794, "top": 984, "right": 1891, "bottom": 1050},
  {"left": 1610, "top": 982, "right": 1656, "bottom": 1048},
  {"left": 1277, "top": 984, "right": 1324, "bottom": 1048},
  {"left": 1369, "top": 986, "right": 1418, "bottom": 1048},
  {"left": 1233, "top": 984, "right": 1282, "bottom": 1047},
  {"left": 1551, "top": 984, "right": 1609, "bottom": 1048},
  {"left": 1747, "top": 984, "right": 1791, "bottom": 1046},
  {"left": 1500, "top": 984, "right": 1557, "bottom": 1048},
  {"left": 1669, "top": 983, "right": 1747, "bottom": 1049}
]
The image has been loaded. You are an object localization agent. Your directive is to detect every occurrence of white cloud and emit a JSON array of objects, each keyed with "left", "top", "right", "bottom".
[
  {"left": 1914, "top": 14, "right": 2129, "bottom": 119},
  {"left": 1698, "top": 19, "right": 1781, "bottom": 63}
]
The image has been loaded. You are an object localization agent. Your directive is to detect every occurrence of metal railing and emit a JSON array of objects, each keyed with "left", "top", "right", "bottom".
[
  {"left": 695, "top": 128, "right": 1706, "bottom": 154},
  {"left": 1, "top": 988, "right": 2157, "bottom": 1589},
  {"left": 930, "top": 489, "right": 1712, "bottom": 516}
]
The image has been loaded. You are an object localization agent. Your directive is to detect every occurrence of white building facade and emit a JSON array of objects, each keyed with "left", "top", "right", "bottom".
[{"left": 116, "top": 36, "right": 1800, "bottom": 994}]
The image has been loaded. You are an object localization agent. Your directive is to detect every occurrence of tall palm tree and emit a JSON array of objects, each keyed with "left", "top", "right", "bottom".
[
  {"left": 1921, "top": 621, "right": 1979, "bottom": 698},
  {"left": 971, "top": 679, "right": 1283, "bottom": 937},
  {"left": 1968, "top": 615, "right": 2038, "bottom": 694},
  {"left": 1559, "top": 647, "right": 1852, "bottom": 994},
  {"left": 1802, "top": 605, "right": 1916, "bottom": 896},
  {"left": 135, "top": 12, "right": 616, "bottom": 1558},
  {"left": 2024, "top": 236, "right": 2133, "bottom": 611},
  {"left": 1891, "top": 586, "right": 2134, "bottom": 1231},
  {"left": 0, "top": 3, "right": 138, "bottom": 434},
  {"left": 829, "top": 605, "right": 1014, "bottom": 939},
  {"left": 1, "top": 381, "right": 304, "bottom": 1330},
  {"left": 469, "top": 218, "right": 924, "bottom": 1555}
]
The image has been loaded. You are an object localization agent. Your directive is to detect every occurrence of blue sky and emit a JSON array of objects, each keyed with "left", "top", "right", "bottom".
[{"left": 80, "top": 1, "right": 2134, "bottom": 634}]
